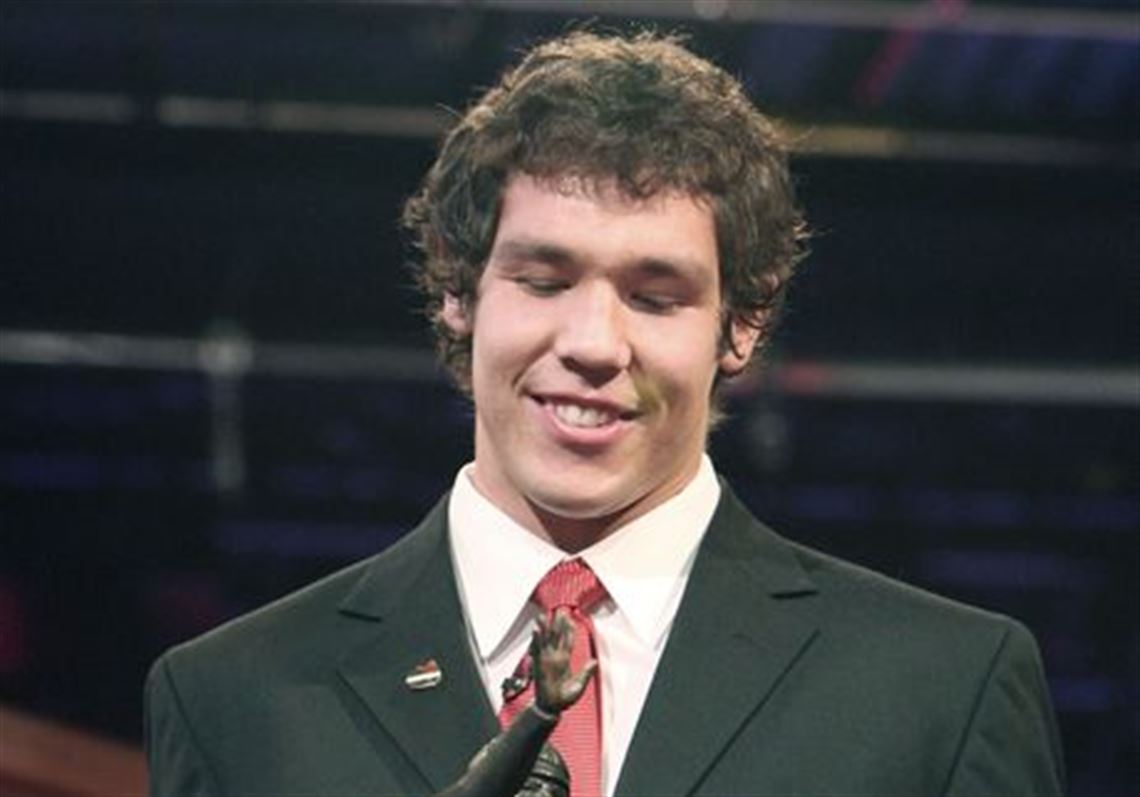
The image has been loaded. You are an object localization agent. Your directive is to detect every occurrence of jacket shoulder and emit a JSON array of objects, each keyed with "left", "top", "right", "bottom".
[
  {"left": 719, "top": 484, "right": 1028, "bottom": 644},
  {"left": 153, "top": 496, "right": 448, "bottom": 683},
  {"left": 788, "top": 536, "right": 1029, "bottom": 642}
]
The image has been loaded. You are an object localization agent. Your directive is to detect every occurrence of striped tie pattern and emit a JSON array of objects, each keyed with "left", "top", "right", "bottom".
[{"left": 499, "top": 558, "right": 607, "bottom": 797}]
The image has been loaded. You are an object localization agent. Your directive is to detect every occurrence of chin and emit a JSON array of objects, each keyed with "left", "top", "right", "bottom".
[
  {"left": 524, "top": 480, "right": 628, "bottom": 523},
  {"left": 528, "top": 476, "right": 647, "bottom": 526},
  {"left": 529, "top": 492, "right": 614, "bottom": 521}
]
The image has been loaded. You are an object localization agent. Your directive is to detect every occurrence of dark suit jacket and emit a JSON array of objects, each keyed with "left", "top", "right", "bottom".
[{"left": 146, "top": 486, "right": 1064, "bottom": 796}]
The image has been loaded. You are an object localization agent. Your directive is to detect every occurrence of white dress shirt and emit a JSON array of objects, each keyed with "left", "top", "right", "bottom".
[{"left": 448, "top": 456, "right": 721, "bottom": 797}]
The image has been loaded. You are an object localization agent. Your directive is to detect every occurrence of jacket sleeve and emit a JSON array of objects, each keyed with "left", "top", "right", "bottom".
[
  {"left": 144, "top": 653, "right": 222, "bottom": 797},
  {"left": 943, "top": 621, "right": 1066, "bottom": 797}
]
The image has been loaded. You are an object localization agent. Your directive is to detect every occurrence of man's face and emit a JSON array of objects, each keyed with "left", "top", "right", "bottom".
[{"left": 443, "top": 173, "right": 758, "bottom": 544}]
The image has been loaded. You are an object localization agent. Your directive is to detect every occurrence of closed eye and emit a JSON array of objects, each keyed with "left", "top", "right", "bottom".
[
  {"left": 630, "top": 293, "right": 682, "bottom": 314},
  {"left": 514, "top": 276, "right": 569, "bottom": 296}
]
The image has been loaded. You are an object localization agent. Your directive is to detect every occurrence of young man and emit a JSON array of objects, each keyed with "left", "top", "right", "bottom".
[{"left": 146, "top": 32, "right": 1064, "bottom": 796}]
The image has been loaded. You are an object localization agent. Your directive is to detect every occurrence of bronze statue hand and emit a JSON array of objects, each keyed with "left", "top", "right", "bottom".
[
  {"left": 433, "top": 609, "right": 593, "bottom": 797},
  {"left": 531, "top": 609, "right": 597, "bottom": 716}
]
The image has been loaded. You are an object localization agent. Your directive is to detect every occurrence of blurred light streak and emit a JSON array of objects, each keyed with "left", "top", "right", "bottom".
[
  {"left": 157, "top": 95, "right": 455, "bottom": 138},
  {"left": 3, "top": 329, "right": 1136, "bottom": 406},
  {"left": 3, "top": 88, "right": 1133, "bottom": 168},
  {"left": 769, "top": 360, "right": 1139, "bottom": 406},
  {"left": 437, "top": 0, "right": 1140, "bottom": 42},
  {"left": 785, "top": 484, "right": 877, "bottom": 523},
  {"left": 792, "top": 124, "right": 1137, "bottom": 167},
  {"left": 215, "top": 519, "right": 407, "bottom": 558},
  {"left": 900, "top": 488, "right": 1025, "bottom": 529},
  {"left": 1034, "top": 495, "right": 1140, "bottom": 532},
  {"left": 0, "top": 453, "right": 102, "bottom": 491},
  {"left": 157, "top": 96, "right": 254, "bottom": 129},
  {"left": 0, "top": 452, "right": 212, "bottom": 493},
  {"left": 0, "top": 90, "right": 135, "bottom": 124},
  {"left": 918, "top": 549, "right": 1106, "bottom": 589},
  {"left": 0, "top": 330, "right": 442, "bottom": 382},
  {"left": 1048, "top": 676, "right": 1121, "bottom": 714},
  {"left": 853, "top": 0, "right": 956, "bottom": 108}
]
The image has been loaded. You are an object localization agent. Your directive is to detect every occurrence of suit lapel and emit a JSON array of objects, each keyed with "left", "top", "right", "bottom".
[
  {"left": 335, "top": 498, "right": 499, "bottom": 792},
  {"left": 615, "top": 485, "right": 821, "bottom": 797}
]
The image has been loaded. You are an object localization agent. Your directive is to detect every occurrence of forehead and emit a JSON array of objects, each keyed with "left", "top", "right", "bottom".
[
  {"left": 501, "top": 172, "right": 713, "bottom": 220},
  {"left": 492, "top": 173, "right": 719, "bottom": 273}
]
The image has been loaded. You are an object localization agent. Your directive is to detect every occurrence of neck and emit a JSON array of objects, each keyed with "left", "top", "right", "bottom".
[
  {"left": 526, "top": 505, "right": 627, "bottom": 554},
  {"left": 469, "top": 466, "right": 697, "bottom": 554}
]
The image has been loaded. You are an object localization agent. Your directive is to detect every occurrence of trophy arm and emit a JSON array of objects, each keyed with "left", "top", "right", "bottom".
[{"left": 433, "top": 705, "right": 557, "bottom": 797}]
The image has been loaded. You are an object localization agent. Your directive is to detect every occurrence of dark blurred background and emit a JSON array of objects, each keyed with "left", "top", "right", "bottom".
[{"left": 1, "top": 1, "right": 1137, "bottom": 794}]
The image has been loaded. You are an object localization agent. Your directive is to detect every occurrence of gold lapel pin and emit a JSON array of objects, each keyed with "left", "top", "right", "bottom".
[{"left": 405, "top": 658, "right": 443, "bottom": 691}]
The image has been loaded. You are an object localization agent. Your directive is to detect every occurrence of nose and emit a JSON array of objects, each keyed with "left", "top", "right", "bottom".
[{"left": 552, "top": 282, "right": 632, "bottom": 377}]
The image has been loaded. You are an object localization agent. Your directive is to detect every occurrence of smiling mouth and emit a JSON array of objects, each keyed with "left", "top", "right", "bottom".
[
  {"left": 550, "top": 401, "right": 618, "bottom": 429},
  {"left": 535, "top": 395, "right": 637, "bottom": 430}
]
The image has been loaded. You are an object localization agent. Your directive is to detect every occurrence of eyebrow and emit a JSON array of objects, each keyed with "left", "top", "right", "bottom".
[
  {"left": 491, "top": 237, "right": 714, "bottom": 288},
  {"left": 492, "top": 239, "right": 577, "bottom": 269}
]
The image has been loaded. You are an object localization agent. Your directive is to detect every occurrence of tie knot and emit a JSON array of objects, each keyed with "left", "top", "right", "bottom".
[{"left": 533, "top": 559, "right": 607, "bottom": 614}]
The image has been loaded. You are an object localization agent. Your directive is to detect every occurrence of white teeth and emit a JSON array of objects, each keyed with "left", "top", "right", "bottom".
[{"left": 551, "top": 402, "right": 616, "bottom": 428}]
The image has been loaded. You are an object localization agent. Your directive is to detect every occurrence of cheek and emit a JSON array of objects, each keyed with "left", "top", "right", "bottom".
[
  {"left": 635, "top": 328, "right": 721, "bottom": 398},
  {"left": 470, "top": 303, "right": 548, "bottom": 388}
]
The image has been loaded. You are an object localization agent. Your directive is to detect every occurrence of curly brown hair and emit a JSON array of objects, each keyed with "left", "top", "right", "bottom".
[{"left": 402, "top": 30, "right": 808, "bottom": 389}]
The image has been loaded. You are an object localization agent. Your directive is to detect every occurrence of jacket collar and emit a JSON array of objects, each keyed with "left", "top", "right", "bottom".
[
  {"left": 614, "top": 482, "right": 821, "bottom": 797},
  {"left": 336, "top": 496, "right": 499, "bottom": 793}
]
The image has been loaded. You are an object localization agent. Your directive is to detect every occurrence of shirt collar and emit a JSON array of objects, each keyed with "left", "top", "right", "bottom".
[
  {"left": 448, "top": 456, "right": 720, "bottom": 660},
  {"left": 579, "top": 456, "right": 719, "bottom": 648}
]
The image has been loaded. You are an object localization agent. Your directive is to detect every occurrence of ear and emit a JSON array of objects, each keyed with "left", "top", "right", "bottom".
[
  {"left": 718, "top": 316, "right": 763, "bottom": 376},
  {"left": 439, "top": 293, "right": 472, "bottom": 335}
]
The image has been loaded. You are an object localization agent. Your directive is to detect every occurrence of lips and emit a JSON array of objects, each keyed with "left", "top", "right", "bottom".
[
  {"left": 550, "top": 401, "right": 617, "bottom": 428},
  {"left": 530, "top": 393, "right": 637, "bottom": 441}
]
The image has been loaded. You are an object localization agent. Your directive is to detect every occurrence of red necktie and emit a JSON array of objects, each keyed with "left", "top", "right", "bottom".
[{"left": 499, "top": 559, "right": 607, "bottom": 797}]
